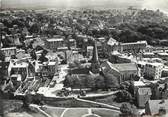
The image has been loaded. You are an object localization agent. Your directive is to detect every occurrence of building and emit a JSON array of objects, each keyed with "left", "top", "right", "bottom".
[
  {"left": 157, "top": 52, "right": 168, "bottom": 61},
  {"left": 9, "top": 61, "right": 29, "bottom": 81},
  {"left": 69, "top": 39, "right": 76, "bottom": 50},
  {"left": 37, "top": 61, "right": 58, "bottom": 78},
  {"left": 107, "top": 40, "right": 147, "bottom": 54},
  {"left": 45, "top": 37, "right": 66, "bottom": 52},
  {"left": 1, "top": 47, "right": 16, "bottom": 59},
  {"left": 145, "top": 99, "right": 168, "bottom": 116},
  {"left": 86, "top": 46, "right": 93, "bottom": 58},
  {"left": 109, "top": 51, "right": 132, "bottom": 63},
  {"left": 144, "top": 63, "right": 163, "bottom": 80},
  {"left": 137, "top": 87, "right": 152, "bottom": 108},
  {"left": 120, "top": 41, "right": 147, "bottom": 53},
  {"left": 142, "top": 52, "right": 155, "bottom": 58},
  {"left": 106, "top": 37, "right": 119, "bottom": 52},
  {"left": 101, "top": 61, "right": 138, "bottom": 83}
]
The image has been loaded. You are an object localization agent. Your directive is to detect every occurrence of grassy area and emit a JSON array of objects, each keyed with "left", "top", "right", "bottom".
[
  {"left": 3, "top": 100, "right": 46, "bottom": 117},
  {"left": 3, "top": 100, "right": 23, "bottom": 114},
  {"left": 41, "top": 107, "right": 65, "bottom": 117},
  {"left": 91, "top": 95, "right": 116, "bottom": 106},
  {"left": 4, "top": 111, "right": 46, "bottom": 117},
  {"left": 63, "top": 108, "right": 88, "bottom": 117},
  {"left": 92, "top": 109, "right": 119, "bottom": 117}
]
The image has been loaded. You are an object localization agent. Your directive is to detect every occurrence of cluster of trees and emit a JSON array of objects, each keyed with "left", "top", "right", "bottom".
[
  {"left": 63, "top": 72, "right": 137, "bottom": 92},
  {"left": 63, "top": 74, "right": 101, "bottom": 90},
  {"left": 1, "top": 9, "right": 168, "bottom": 50},
  {"left": 83, "top": 10, "right": 168, "bottom": 46},
  {"left": 114, "top": 81, "right": 134, "bottom": 103},
  {"left": 120, "top": 103, "right": 139, "bottom": 117},
  {"left": 63, "top": 73, "right": 120, "bottom": 90}
]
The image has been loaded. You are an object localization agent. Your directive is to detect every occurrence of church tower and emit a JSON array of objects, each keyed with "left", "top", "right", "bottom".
[{"left": 91, "top": 40, "right": 100, "bottom": 74}]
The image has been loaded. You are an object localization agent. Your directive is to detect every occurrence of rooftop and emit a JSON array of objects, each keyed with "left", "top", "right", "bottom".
[
  {"left": 147, "top": 99, "right": 168, "bottom": 115},
  {"left": 11, "top": 62, "right": 28, "bottom": 68},
  {"left": 133, "top": 81, "right": 146, "bottom": 87},
  {"left": 48, "top": 61, "right": 56, "bottom": 66},
  {"left": 46, "top": 38, "right": 64, "bottom": 42},
  {"left": 121, "top": 41, "right": 147, "bottom": 45},
  {"left": 146, "top": 62, "right": 163, "bottom": 67},
  {"left": 1, "top": 47, "right": 16, "bottom": 50},
  {"left": 157, "top": 52, "right": 168, "bottom": 56},
  {"left": 112, "top": 63, "right": 138, "bottom": 72},
  {"left": 107, "top": 37, "right": 118, "bottom": 46}
]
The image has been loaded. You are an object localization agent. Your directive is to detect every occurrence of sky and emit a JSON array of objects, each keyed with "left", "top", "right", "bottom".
[{"left": 1, "top": 0, "right": 168, "bottom": 13}]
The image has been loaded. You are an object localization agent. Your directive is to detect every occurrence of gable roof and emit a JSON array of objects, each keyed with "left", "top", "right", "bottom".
[
  {"left": 101, "top": 61, "right": 119, "bottom": 73},
  {"left": 101, "top": 61, "right": 138, "bottom": 73},
  {"left": 112, "top": 63, "right": 138, "bottom": 72},
  {"left": 107, "top": 37, "right": 118, "bottom": 46}
]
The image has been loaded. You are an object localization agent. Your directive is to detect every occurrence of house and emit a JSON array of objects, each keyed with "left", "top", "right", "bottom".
[
  {"left": 9, "top": 61, "right": 29, "bottom": 81},
  {"left": 157, "top": 52, "right": 168, "bottom": 61},
  {"left": 45, "top": 37, "right": 66, "bottom": 52},
  {"left": 145, "top": 99, "right": 168, "bottom": 116},
  {"left": 101, "top": 61, "right": 138, "bottom": 83},
  {"left": 37, "top": 61, "right": 58, "bottom": 78},
  {"left": 107, "top": 37, "right": 119, "bottom": 52},
  {"left": 109, "top": 51, "right": 131, "bottom": 63},
  {"left": 1, "top": 47, "right": 17, "bottom": 61},
  {"left": 86, "top": 46, "right": 93, "bottom": 58},
  {"left": 144, "top": 63, "right": 163, "bottom": 80},
  {"left": 69, "top": 39, "right": 76, "bottom": 50},
  {"left": 137, "top": 87, "right": 152, "bottom": 108},
  {"left": 142, "top": 52, "right": 156, "bottom": 58}
]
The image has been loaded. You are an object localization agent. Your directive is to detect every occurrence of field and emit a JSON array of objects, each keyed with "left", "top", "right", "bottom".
[{"left": 41, "top": 105, "right": 120, "bottom": 117}]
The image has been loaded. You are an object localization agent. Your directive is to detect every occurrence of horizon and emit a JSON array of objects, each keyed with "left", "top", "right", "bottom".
[{"left": 1, "top": 0, "right": 168, "bottom": 14}]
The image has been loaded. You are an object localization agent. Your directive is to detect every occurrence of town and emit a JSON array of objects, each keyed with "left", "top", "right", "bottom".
[{"left": 1, "top": 7, "right": 168, "bottom": 117}]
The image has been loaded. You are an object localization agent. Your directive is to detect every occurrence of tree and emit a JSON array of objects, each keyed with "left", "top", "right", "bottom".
[
  {"left": 22, "top": 94, "right": 32, "bottom": 109},
  {"left": 63, "top": 75, "right": 75, "bottom": 88},
  {"left": 0, "top": 50, "right": 5, "bottom": 62},
  {"left": 120, "top": 103, "right": 139, "bottom": 117},
  {"left": 29, "top": 23, "right": 40, "bottom": 34},
  {"left": 115, "top": 90, "right": 133, "bottom": 103},
  {"left": 85, "top": 75, "right": 95, "bottom": 89},
  {"left": 30, "top": 50, "right": 37, "bottom": 60},
  {"left": 94, "top": 75, "right": 105, "bottom": 89},
  {"left": 104, "top": 74, "right": 120, "bottom": 89}
]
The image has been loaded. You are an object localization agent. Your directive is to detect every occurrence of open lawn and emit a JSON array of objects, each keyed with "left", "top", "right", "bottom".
[{"left": 41, "top": 105, "right": 120, "bottom": 117}]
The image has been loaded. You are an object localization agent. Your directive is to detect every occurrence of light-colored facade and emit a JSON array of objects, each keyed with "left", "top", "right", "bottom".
[
  {"left": 45, "top": 37, "right": 76, "bottom": 52},
  {"left": 137, "top": 87, "right": 152, "bottom": 108},
  {"left": 144, "top": 63, "right": 163, "bottom": 80},
  {"left": 69, "top": 39, "right": 76, "bottom": 50},
  {"left": 45, "top": 38, "right": 66, "bottom": 52},
  {"left": 120, "top": 41, "right": 147, "bottom": 53},
  {"left": 107, "top": 40, "right": 147, "bottom": 54},
  {"left": 1, "top": 47, "right": 16, "bottom": 57},
  {"left": 9, "top": 61, "right": 29, "bottom": 81}
]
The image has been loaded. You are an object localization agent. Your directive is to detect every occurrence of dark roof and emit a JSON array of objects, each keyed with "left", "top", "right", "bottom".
[{"left": 70, "top": 68, "right": 90, "bottom": 75}]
